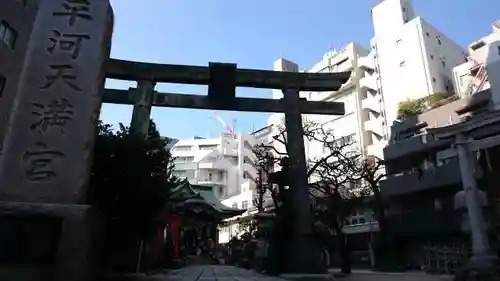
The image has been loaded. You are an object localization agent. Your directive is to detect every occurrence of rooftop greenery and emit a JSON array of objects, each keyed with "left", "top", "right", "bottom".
[{"left": 397, "top": 93, "right": 459, "bottom": 120}]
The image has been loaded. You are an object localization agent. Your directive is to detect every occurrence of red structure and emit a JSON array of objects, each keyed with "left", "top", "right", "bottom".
[{"left": 151, "top": 181, "right": 245, "bottom": 267}]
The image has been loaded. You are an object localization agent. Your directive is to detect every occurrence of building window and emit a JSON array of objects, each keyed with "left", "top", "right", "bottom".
[
  {"left": 232, "top": 203, "right": 238, "bottom": 209},
  {"left": 242, "top": 200, "right": 248, "bottom": 209},
  {"left": 432, "top": 77, "right": 436, "bottom": 83},
  {"left": 441, "top": 59, "right": 446, "bottom": 68},
  {"left": 426, "top": 32, "right": 430, "bottom": 37},
  {"left": 0, "top": 21, "right": 17, "bottom": 49},
  {"left": 437, "top": 36, "right": 442, "bottom": 45},
  {"left": 174, "top": 145, "right": 191, "bottom": 151},
  {"left": 430, "top": 54, "right": 434, "bottom": 60},
  {"left": 199, "top": 145, "right": 218, "bottom": 150},
  {"left": 174, "top": 156, "right": 194, "bottom": 163},
  {"left": 0, "top": 76, "right": 5, "bottom": 97}
]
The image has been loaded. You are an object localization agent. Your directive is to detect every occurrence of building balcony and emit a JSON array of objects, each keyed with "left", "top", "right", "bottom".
[
  {"left": 360, "top": 76, "right": 378, "bottom": 92},
  {"left": 242, "top": 148, "right": 257, "bottom": 162},
  {"left": 197, "top": 178, "right": 227, "bottom": 186},
  {"left": 383, "top": 134, "right": 450, "bottom": 164},
  {"left": 358, "top": 56, "right": 375, "bottom": 71},
  {"left": 174, "top": 163, "right": 198, "bottom": 170},
  {"left": 365, "top": 143, "right": 384, "bottom": 159},
  {"left": 243, "top": 162, "right": 258, "bottom": 180},
  {"left": 380, "top": 158, "right": 482, "bottom": 197},
  {"left": 197, "top": 161, "right": 230, "bottom": 170},
  {"left": 222, "top": 148, "right": 238, "bottom": 156},
  {"left": 364, "top": 118, "right": 384, "bottom": 137},
  {"left": 362, "top": 96, "right": 381, "bottom": 113}
]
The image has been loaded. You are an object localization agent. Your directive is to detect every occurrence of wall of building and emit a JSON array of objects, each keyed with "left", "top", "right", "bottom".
[
  {"left": 171, "top": 133, "right": 257, "bottom": 200},
  {"left": 373, "top": 17, "right": 466, "bottom": 133},
  {"left": 453, "top": 22, "right": 500, "bottom": 96},
  {"left": 0, "top": 0, "right": 38, "bottom": 147},
  {"left": 369, "top": 0, "right": 466, "bottom": 144}
]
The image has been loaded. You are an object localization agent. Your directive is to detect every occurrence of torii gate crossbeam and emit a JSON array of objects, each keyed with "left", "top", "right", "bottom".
[{"left": 104, "top": 58, "right": 350, "bottom": 274}]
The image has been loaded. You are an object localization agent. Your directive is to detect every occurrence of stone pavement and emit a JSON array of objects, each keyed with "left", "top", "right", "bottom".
[
  {"left": 148, "top": 265, "right": 285, "bottom": 281},
  {"left": 331, "top": 270, "right": 454, "bottom": 281},
  {"left": 146, "top": 265, "right": 454, "bottom": 281}
]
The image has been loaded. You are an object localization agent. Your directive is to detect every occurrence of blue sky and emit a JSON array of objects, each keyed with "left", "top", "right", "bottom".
[{"left": 102, "top": 0, "right": 499, "bottom": 139}]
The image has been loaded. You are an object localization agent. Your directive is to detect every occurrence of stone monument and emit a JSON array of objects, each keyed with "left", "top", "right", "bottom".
[{"left": 0, "top": 0, "right": 113, "bottom": 280}]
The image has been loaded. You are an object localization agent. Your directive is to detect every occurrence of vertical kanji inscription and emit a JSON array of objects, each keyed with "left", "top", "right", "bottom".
[
  {"left": 40, "top": 64, "right": 81, "bottom": 91},
  {"left": 23, "top": 142, "right": 65, "bottom": 182},
  {"left": 52, "top": 0, "right": 93, "bottom": 26},
  {"left": 30, "top": 98, "right": 74, "bottom": 133},
  {"left": 47, "top": 30, "right": 90, "bottom": 59}
]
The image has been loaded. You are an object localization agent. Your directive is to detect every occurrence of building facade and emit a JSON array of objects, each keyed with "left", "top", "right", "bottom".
[
  {"left": 376, "top": 15, "right": 500, "bottom": 271},
  {"left": 0, "top": 0, "right": 38, "bottom": 146},
  {"left": 378, "top": 90, "right": 500, "bottom": 272},
  {"left": 170, "top": 133, "right": 258, "bottom": 201},
  {"left": 269, "top": 0, "right": 467, "bottom": 161},
  {"left": 452, "top": 20, "right": 500, "bottom": 97}
]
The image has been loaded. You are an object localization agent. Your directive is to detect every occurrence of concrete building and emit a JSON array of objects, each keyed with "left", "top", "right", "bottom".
[
  {"left": 263, "top": 0, "right": 471, "bottom": 267},
  {"left": 452, "top": 20, "right": 500, "bottom": 97},
  {"left": 377, "top": 89, "right": 500, "bottom": 272},
  {"left": 170, "top": 133, "right": 258, "bottom": 201},
  {"left": 269, "top": 0, "right": 467, "bottom": 162},
  {"left": 216, "top": 125, "right": 276, "bottom": 244},
  {"left": 370, "top": 0, "right": 467, "bottom": 143},
  {"left": 0, "top": 0, "right": 38, "bottom": 145},
  {"left": 378, "top": 27, "right": 500, "bottom": 271}
]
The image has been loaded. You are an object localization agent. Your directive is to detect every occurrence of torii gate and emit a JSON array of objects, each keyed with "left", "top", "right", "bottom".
[{"left": 104, "top": 59, "right": 350, "bottom": 273}]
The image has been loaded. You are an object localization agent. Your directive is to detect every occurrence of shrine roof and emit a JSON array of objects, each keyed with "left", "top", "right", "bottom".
[{"left": 169, "top": 180, "right": 245, "bottom": 219}]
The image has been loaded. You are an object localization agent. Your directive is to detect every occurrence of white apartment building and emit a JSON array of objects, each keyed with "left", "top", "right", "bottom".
[
  {"left": 170, "top": 131, "right": 279, "bottom": 244},
  {"left": 216, "top": 125, "right": 276, "bottom": 244},
  {"left": 170, "top": 133, "right": 258, "bottom": 200},
  {"left": 263, "top": 0, "right": 468, "bottom": 238},
  {"left": 452, "top": 20, "right": 500, "bottom": 98},
  {"left": 269, "top": 0, "right": 467, "bottom": 161}
]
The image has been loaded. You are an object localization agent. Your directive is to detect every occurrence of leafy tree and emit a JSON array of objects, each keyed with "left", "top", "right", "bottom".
[
  {"left": 87, "top": 118, "right": 178, "bottom": 271},
  {"left": 87, "top": 120, "right": 179, "bottom": 271},
  {"left": 397, "top": 99, "right": 425, "bottom": 120}
]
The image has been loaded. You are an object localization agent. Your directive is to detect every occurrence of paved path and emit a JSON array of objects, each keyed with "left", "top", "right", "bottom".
[
  {"left": 148, "top": 265, "right": 286, "bottom": 281},
  {"left": 146, "top": 265, "right": 454, "bottom": 281},
  {"left": 333, "top": 270, "right": 453, "bottom": 281}
]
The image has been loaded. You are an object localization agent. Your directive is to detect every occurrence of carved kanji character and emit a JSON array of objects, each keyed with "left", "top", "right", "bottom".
[
  {"left": 47, "top": 29, "right": 90, "bottom": 59},
  {"left": 52, "top": 0, "right": 92, "bottom": 26},
  {"left": 31, "top": 98, "right": 74, "bottom": 133},
  {"left": 23, "top": 142, "right": 64, "bottom": 182},
  {"left": 40, "top": 64, "right": 81, "bottom": 91}
]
